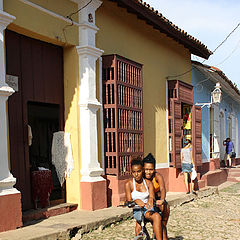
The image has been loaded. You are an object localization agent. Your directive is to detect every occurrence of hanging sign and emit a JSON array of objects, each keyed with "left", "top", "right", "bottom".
[{"left": 6, "top": 75, "right": 18, "bottom": 91}]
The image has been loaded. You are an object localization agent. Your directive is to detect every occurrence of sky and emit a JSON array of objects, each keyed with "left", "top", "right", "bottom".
[{"left": 146, "top": 0, "right": 240, "bottom": 88}]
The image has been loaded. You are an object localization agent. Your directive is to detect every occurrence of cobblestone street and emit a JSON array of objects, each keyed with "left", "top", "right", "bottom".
[{"left": 81, "top": 183, "right": 240, "bottom": 240}]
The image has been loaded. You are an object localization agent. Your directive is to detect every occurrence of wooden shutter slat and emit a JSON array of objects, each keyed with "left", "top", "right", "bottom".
[{"left": 192, "top": 105, "right": 202, "bottom": 166}]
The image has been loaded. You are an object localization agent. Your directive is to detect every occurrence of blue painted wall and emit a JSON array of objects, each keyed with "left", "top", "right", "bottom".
[{"left": 192, "top": 65, "right": 240, "bottom": 161}]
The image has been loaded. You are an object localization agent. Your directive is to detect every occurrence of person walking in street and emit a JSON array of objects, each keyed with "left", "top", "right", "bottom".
[
  {"left": 223, "top": 137, "right": 233, "bottom": 167},
  {"left": 125, "top": 156, "right": 163, "bottom": 240},
  {"left": 143, "top": 153, "right": 170, "bottom": 240},
  {"left": 181, "top": 139, "right": 196, "bottom": 194}
]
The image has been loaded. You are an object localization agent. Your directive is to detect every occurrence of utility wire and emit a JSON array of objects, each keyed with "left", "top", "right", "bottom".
[
  {"left": 67, "top": 0, "right": 93, "bottom": 19},
  {"left": 167, "top": 22, "right": 240, "bottom": 79},
  {"left": 216, "top": 38, "right": 240, "bottom": 66},
  {"left": 63, "top": 0, "right": 93, "bottom": 42},
  {"left": 209, "top": 23, "right": 240, "bottom": 56}
]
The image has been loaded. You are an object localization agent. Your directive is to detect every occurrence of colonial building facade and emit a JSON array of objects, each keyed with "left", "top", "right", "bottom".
[
  {"left": 0, "top": 0, "right": 211, "bottom": 232},
  {"left": 192, "top": 61, "right": 240, "bottom": 170}
]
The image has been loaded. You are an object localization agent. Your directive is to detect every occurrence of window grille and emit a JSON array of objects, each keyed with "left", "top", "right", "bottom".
[{"left": 102, "top": 55, "right": 143, "bottom": 177}]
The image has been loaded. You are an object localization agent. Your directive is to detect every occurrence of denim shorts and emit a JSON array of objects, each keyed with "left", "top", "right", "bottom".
[
  {"left": 182, "top": 163, "right": 193, "bottom": 173},
  {"left": 133, "top": 206, "right": 157, "bottom": 223}
]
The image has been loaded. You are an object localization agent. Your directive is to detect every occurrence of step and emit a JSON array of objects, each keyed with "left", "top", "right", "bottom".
[
  {"left": 201, "top": 169, "right": 228, "bottom": 186},
  {"left": 227, "top": 177, "right": 240, "bottom": 183},
  {"left": 22, "top": 203, "right": 78, "bottom": 225},
  {"left": 228, "top": 172, "right": 240, "bottom": 177},
  {"left": 197, "top": 179, "right": 206, "bottom": 189},
  {"left": 228, "top": 167, "right": 240, "bottom": 172}
]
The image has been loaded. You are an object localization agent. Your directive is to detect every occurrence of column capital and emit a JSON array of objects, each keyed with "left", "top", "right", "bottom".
[
  {"left": 0, "top": 10, "right": 15, "bottom": 29},
  {"left": 77, "top": 45, "right": 104, "bottom": 58},
  {"left": 79, "top": 21, "right": 99, "bottom": 31}
]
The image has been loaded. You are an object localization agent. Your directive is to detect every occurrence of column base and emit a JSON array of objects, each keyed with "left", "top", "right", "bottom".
[
  {"left": 210, "top": 158, "right": 220, "bottom": 170},
  {"left": 80, "top": 179, "right": 107, "bottom": 210},
  {"left": 202, "top": 158, "right": 220, "bottom": 173},
  {"left": 104, "top": 175, "right": 130, "bottom": 207},
  {"left": 0, "top": 192, "right": 22, "bottom": 232}
]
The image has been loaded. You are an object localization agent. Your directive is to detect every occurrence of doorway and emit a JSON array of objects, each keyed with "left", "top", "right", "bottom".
[
  {"left": 6, "top": 30, "right": 64, "bottom": 210},
  {"left": 28, "top": 102, "right": 65, "bottom": 203}
]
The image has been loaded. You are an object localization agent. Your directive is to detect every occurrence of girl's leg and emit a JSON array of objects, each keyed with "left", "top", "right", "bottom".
[
  {"left": 135, "top": 221, "right": 141, "bottom": 236},
  {"left": 189, "top": 173, "right": 195, "bottom": 192},
  {"left": 145, "top": 212, "right": 163, "bottom": 240},
  {"left": 184, "top": 172, "right": 190, "bottom": 193},
  {"left": 228, "top": 154, "right": 232, "bottom": 167},
  {"left": 162, "top": 203, "right": 170, "bottom": 240}
]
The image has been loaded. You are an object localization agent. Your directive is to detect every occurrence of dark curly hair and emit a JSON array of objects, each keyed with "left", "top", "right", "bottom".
[
  {"left": 143, "top": 153, "right": 156, "bottom": 169},
  {"left": 130, "top": 156, "right": 143, "bottom": 168}
]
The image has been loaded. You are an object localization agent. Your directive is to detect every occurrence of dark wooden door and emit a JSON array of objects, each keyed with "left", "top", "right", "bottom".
[{"left": 6, "top": 30, "right": 64, "bottom": 210}]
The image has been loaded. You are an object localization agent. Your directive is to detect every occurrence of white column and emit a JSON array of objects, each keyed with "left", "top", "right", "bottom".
[
  {"left": 213, "top": 104, "right": 220, "bottom": 159},
  {"left": 0, "top": 8, "right": 18, "bottom": 195},
  {"left": 76, "top": 0, "right": 104, "bottom": 182}
]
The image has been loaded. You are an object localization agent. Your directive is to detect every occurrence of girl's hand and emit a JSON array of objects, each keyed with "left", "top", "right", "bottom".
[
  {"left": 135, "top": 199, "right": 145, "bottom": 208},
  {"left": 145, "top": 197, "right": 153, "bottom": 210},
  {"left": 156, "top": 199, "right": 164, "bottom": 206}
]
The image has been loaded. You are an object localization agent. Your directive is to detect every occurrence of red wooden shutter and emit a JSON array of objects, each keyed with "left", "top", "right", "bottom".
[
  {"left": 192, "top": 105, "right": 202, "bottom": 166},
  {"left": 102, "top": 55, "right": 143, "bottom": 177},
  {"left": 169, "top": 99, "right": 182, "bottom": 168}
]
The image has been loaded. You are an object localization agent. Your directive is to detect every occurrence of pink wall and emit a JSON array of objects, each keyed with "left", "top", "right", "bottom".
[{"left": 0, "top": 193, "right": 22, "bottom": 232}]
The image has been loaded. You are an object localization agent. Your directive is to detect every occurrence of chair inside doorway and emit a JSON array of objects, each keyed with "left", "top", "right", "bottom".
[{"left": 28, "top": 102, "right": 65, "bottom": 208}]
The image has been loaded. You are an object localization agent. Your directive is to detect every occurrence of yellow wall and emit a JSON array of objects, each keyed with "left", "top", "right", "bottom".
[
  {"left": 4, "top": 0, "right": 82, "bottom": 206},
  {"left": 63, "top": 46, "right": 81, "bottom": 205},
  {"left": 96, "top": 0, "right": 192, "bottom": 164},
  {"left": 4, "top": 0, "right": 79, "bottom": 46}
]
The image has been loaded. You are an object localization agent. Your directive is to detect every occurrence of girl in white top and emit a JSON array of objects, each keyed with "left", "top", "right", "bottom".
[
  {"left": 125, "top": 157, "right": 163, "bottom": 240},
  {"left": 181, "top": 139, "right": 196, "bottom": 194}
]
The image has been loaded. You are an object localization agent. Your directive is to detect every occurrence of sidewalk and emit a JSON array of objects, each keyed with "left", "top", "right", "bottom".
[{"left": 0, "top": 187, "right": 218, "bottom": 240}]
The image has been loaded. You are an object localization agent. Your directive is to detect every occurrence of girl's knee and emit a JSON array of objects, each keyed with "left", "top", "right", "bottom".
[{"left": 152, "top": 212, "right": 162, "bottom": 222}]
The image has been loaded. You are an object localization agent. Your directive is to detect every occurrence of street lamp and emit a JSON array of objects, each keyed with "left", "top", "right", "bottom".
[
  {"left": 211, "top": 82, "right": 222, "bottom": 104},
  {"left": 196, "top": 82, "right": 222, "bottom": 108}
]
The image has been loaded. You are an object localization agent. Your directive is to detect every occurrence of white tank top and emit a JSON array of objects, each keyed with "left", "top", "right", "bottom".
[{"left": 131, "top": 178, "right": 149, "bottom": 204}]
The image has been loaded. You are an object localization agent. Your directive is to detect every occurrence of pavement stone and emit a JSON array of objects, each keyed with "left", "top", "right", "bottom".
[
  {"left": 81, "top": 188, "right": 240, "bottom": 240},
  {"left": 0, "top": 186, "right": 221, "bottom": 240}
]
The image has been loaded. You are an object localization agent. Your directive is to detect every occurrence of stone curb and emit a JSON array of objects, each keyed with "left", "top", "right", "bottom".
[
  {"left": 71, "top": 187, "right": 218, "bottom": 239},
  {"left": 70, "top": 211, "right": 133, "bottom": 240},
  {"left": 30, "top": 210, "right": 133, "bottom": 240},
  {"left": 167, "top": 187, "right": 218, "bottom": 208},
  {"left": 0, "top": 187, "right": 218, "bottom": 240}
]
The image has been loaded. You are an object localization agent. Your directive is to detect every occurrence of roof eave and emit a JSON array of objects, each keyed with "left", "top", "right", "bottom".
[
  {"left": 111, "top": 0, "right": 212, "bottom": 59},
  {"left": 192, "top": 62, "right": 240, "bottom": 103}
]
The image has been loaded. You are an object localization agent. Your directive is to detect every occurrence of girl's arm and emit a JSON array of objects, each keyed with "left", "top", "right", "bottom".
[
  {"left": 145, "top": 180, "right": 154, "bottom": 210},
  {"left": 156, "top": 173, "right": 166, "bottom": 202},
  {"left": 190, "top": 149, "right": 195, "bottom": 167},
  {"left": 125, "top": 181, "right": 132, "bottom": 202}
]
